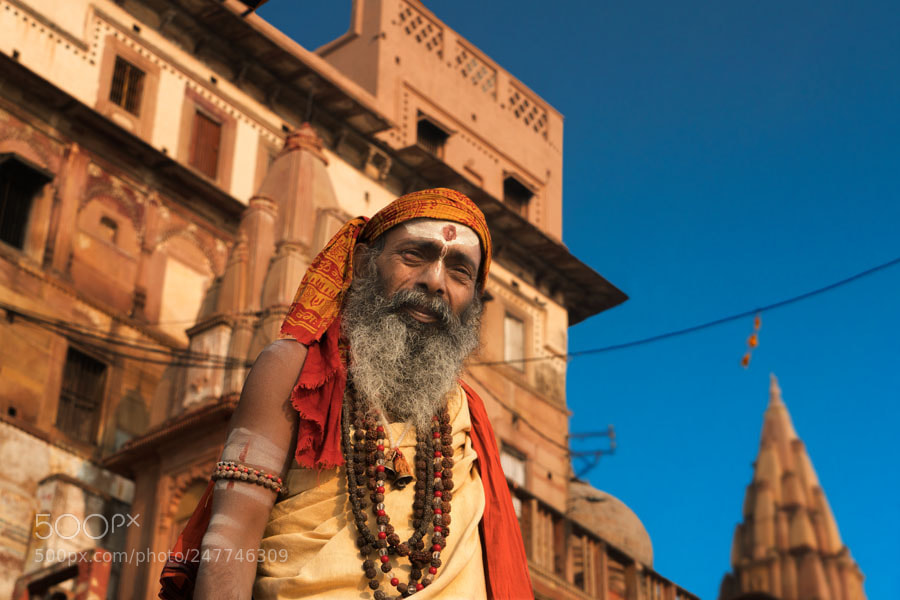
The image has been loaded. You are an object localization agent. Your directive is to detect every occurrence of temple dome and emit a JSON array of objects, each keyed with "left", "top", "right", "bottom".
[{"left": 568, "top": 480, "right": 654, "bottom": 567}]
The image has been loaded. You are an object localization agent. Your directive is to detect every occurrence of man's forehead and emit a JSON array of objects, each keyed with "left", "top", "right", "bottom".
[{"left": 397, "top": 218, "right": 480, "bottom": 248}]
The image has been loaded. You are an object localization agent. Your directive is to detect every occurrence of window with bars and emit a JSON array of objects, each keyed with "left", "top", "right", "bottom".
[
  {"left": 416, "top": 116, "right": 449, "bottom": 157},
  {"left": 189, "top": 111, "right": 222, "bottom": 179},
  {"left": 503, "top": 175, "right": 533, "bottom": 217},
  {"left": 56, "top": 348, "right": 107, "bottom": 444},
  {"left": 0, "top": 156, "right": 50, "bottom": 250},
  {"left": 109, "top": 56, "right": 146, "bottom": 116}
]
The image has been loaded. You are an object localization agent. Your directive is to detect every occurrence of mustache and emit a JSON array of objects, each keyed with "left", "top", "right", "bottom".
[{"left": 386, "top": 289, "right": 456, "bottom": 328}]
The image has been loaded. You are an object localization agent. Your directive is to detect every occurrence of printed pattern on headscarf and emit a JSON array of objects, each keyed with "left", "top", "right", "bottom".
[
  {"left": 358, "top": 188, "right": 491, "bottom": 289},
  {"left": 280, "top": 188, "right": 491, "bottom": 346},
  {"left": 278, "top": 188, "right": 492, "bottom": 470},
  {"left": 280, "top": 217, "right": 367, "bottom": 345}
]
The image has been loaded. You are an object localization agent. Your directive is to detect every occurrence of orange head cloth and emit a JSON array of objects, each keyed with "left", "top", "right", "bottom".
[{"left": 280, "top": 187, "right": 492, "bottom": 345}]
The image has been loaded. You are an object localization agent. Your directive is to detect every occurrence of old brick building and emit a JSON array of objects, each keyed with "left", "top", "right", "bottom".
[{"left": 1, "top": 1, "right": 697, "bottom": 598}]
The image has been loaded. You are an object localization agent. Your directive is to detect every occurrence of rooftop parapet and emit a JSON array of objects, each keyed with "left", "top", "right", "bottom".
[{"left": 320, "top": 0, "right": 565, "bottom": 239}]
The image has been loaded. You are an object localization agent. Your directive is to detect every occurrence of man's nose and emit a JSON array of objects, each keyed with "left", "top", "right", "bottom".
[{"left": 415, "top": 261, "right": 446, "bottom": 296}]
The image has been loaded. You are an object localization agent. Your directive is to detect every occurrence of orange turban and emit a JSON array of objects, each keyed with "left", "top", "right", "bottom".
[{"left": 280, "top": 187, "right": 491, "bottom": 346}]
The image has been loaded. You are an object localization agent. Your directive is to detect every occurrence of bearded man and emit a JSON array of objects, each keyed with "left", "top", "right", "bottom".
[{"left": 160, "top": 189, "right": 532, "bottom": 599}]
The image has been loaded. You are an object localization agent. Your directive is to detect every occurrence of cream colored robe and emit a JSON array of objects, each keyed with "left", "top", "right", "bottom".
[{"left": 254, "top": 385, "right": 487, "bottom": 599}]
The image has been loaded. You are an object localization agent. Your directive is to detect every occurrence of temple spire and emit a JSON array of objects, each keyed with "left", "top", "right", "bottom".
[
  {"left": 718, "top": 376, "right": 867, "bottom": 600},
  {"left": 178, "top": 123, "right": 343, "bottom": 409},
  {"left": 769, "top": 372, "right": 783, "bottom": 406}
]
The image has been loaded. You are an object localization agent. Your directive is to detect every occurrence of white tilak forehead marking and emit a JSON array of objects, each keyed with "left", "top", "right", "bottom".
[{"left": 400, "top": 219, "right": 480, "bottom": 248}]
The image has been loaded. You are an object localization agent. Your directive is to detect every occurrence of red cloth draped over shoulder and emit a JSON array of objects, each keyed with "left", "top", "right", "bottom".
[
  {"left": 159, "top": 381, "right": 534, "bottom": 599},
  {"left": 158, "top": 479, "right": 214, "bottom": 599},
  {"left": 462, "top": 380, "right": 534, "bottom": 599}
]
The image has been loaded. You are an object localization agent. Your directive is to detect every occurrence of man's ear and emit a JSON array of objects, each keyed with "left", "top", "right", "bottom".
[{"left": 352, "top": 242, "right": 371, "bottom": 276}]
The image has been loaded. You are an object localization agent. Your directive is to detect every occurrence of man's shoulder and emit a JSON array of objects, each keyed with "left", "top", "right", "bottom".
[
  {"left": 457, "top": 379, "right": 481, "bottom": 403},
  {"left": 256, "top": 338, "right": 308, "bottom": 371}
]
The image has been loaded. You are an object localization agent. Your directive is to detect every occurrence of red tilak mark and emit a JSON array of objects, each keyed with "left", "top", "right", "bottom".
[
  {"left": 239, "top": 443, "right": 249, "bottom": 462},
  {"left": 442, "top": 224, "right": 457, "bottom": 241}
]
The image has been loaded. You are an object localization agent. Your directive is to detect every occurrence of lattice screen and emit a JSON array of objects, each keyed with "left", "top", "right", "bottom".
[
  {"left": 454, "top": 43, "right": 497, "bottom": 97},
  {"left": 507, "top": 86, "right": 548, "bottom": 137},
  {"left": 398, "top": 1, "right": 443, "bottom": 55}
]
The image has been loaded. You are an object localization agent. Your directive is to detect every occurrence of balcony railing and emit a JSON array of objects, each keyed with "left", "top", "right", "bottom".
[{"left": 509, "top": 483, "right": 699, "bottom": 600}]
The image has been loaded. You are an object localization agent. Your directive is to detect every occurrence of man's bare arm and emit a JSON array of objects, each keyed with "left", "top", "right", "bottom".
[{"left": 193, "top": 339, "right": 307, "bottom": 600}]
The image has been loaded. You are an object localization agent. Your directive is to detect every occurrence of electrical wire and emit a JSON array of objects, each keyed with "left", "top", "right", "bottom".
[
  {"left": 2, "top": 303, "right": 253, "bottom": 369},
  {"left": 146, "top": 311, "right": 262, "bottom": 326},
  {"left": 0, "top": 303, "right": 262, "bottom": 364},
  {"left": 463, "top": 369, "right": 572, "bottom": 453},
  {"left": 5, "top": 307, "right": 233, "bottom": 363},
  {"left": 470, "top": 255, "right": 900, "bottom": 367},
  {"left": 2, "top": 255, "right": 897, "bottom": 370}
]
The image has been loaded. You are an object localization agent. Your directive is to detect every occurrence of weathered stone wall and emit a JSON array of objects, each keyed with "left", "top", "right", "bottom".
[{"left": 0, "top": 420, "right": 133, "bottom": 598}]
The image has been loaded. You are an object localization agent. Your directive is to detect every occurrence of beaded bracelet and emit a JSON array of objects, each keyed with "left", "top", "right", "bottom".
[{"left": 211, "top": 461, "right": 287, "bottom": 497}]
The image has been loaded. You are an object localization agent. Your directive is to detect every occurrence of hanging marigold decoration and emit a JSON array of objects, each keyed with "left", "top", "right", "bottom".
[{"left": 741, "top": 313, "right": 762, "bottom": 368}]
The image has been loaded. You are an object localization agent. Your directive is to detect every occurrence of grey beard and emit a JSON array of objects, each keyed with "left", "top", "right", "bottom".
[{"left": 341, "top": 258, "right": 483, "bottom": 433}]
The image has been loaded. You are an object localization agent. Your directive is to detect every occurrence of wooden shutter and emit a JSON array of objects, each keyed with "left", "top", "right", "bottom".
[
  {"left": 189, "top": 111, "right": 222, "bottom": 179},
  {"left": 57, "top": 348, "right": 107, "bottom": 443}
]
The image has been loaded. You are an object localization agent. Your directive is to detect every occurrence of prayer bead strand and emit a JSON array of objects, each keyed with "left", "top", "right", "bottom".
[{"left": 341, "top": 385, "right": 454, "bottom": 599}]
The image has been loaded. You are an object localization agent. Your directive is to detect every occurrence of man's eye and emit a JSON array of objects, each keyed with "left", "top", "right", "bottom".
[
  {"left": 450, "top": 265, "right": 473, "bottom": 279},
  {"left": 401, "top": 249, "right": 423, "bottom": 260}
]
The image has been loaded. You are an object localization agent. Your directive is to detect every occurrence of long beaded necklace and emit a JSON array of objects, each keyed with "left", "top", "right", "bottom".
[
  {"left": 341, "top": 384, "right": 455, "bottom": 599},
  {"left": 378, "top": 413, "right": 414, "bottom": 488}
]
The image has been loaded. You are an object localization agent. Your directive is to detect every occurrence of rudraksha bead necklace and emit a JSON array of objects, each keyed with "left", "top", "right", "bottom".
[{"left": 341, "top": 385, "right": 455, "bottom": 599}]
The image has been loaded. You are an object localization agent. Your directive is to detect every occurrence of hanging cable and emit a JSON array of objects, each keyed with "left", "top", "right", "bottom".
[
  {"left": 2, "top": 303, "right": 253, "bottom": 369},
  {"left": 471, "top": 255, "right": 900, "bottom": 367},
  {"left": 2, "top": 255, "right": 897, "bottom": 370},
  {"left": 0, "top": 303, "right": 241, "bottom": 365}
]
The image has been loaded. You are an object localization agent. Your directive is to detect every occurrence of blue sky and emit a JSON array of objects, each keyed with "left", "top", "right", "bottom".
[{"left": 259, "top": 2, "right": 900, "bottom": 598}]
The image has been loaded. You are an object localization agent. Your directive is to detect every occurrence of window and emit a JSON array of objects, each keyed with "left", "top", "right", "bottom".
[
  {"left": 189, "top": 111, "right": 222, "bottom": 179},
  {"left": 504, "top": 313, "right": 526, "bottom": 371},
  {"left": 96, "top": 37, "right": 160, "bottom": 138},
  {"left": 500, "top": 445, "right": 526, "bottom": 517},
  {"left": 503, "top": 175, "right": 533, "bottom": 217},
  {"left": 109, "top": 56, "right": 146, "bottom": 116},
  {"left": 416, "top": 115, "right": 449, "bottom": 157},
  {"left": 57, "top": 348, "right": 107, "bottom": 443},
  {"left": 0, "top": 156, "right": 51, "bottom": 250},
  {"left": 364, "top": 148, "right": 391, "bottom": 181},
  {"left": 178, "top": 88, "right": 236, "bottom": 187},
  {"left": 99, "top": 216, "right": 118, "bottom": 245}
]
